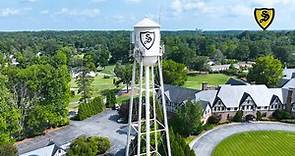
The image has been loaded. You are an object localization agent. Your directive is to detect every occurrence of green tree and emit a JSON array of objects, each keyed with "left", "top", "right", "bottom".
[
  {"left": 102, "top": 89, "right": 117, "bottom": 108},
  {"left": 162, "top": 60, "right": 188, "bottom": 86},
  {"left": 173, "top": 101, "right": 203, "bottom": 136},
  {"left": 232, "top": 110, "right": 243, "bottom": 122},
  {"left": 0, "top": 74, "right": 21, "bottom": 143},
  {"left": 77, "top": 54, "right": 96, "bottom": 104},
  {"left": 159, "top": 128, "right": 195, "bottom": 156},
  {"left": 234, "top": 40, "right": 250, "bottom": 61},
  {"left": 189, "top": 56, "right": 209, "bottom": 71},
  {"left": 247, "top": 55, "right": 283, "bottom": 87},
  {"left": 114, "top": 63, "right": 132, "bottom": 92}
]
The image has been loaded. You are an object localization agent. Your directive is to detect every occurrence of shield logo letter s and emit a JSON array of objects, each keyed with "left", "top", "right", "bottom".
[
  {"left": 254, "top": 8, "right": 275, "bottom": 30},
  {"left": 140, "top": 31, "right": 155, "bottom": 50}
]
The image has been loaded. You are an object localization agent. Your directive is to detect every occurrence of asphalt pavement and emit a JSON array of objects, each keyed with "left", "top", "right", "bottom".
[{"left": 17, "top": 110, "right": 127, "bottom": 155}]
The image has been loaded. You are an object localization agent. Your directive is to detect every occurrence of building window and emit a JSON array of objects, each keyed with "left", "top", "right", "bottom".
[
  {"left": 257, "top": 107, "right": 261, "bottom": 110},
  {"left": 234, "top": 107, "right": 238, "bottom": 111},
  {"left": 264, "top": 106, "right": 268, "bottom": 109},
  {"left": 227, "top": 108, "right": 231, "bottom": 111}
]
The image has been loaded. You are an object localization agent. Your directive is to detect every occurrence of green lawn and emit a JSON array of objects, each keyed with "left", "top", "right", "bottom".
[
  {"left": 100, "top": 65, "right": 115, "bottom": 76},
  {"left": 212, "top": 131, "right": 295, "bottom": 156},
  {"left": 184, "top": 74, "right": 230, "bottom": 90},
  {"left": 69, "top": 73, "right": 121, "bottom": 110}
]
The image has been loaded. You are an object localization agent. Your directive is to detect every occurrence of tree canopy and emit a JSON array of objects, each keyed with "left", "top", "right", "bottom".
[{"left": 247, "top": 55, "right": 283, "bottom": 87}]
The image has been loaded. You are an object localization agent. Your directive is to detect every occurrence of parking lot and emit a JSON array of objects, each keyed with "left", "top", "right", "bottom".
[{"left": 17, "top": 110, "right": 127, "bottom": 155}]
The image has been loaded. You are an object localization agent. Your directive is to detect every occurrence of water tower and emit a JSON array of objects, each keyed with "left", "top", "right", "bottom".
[{"left": 125, "top": 18, "right": 171, "bottom": 156}]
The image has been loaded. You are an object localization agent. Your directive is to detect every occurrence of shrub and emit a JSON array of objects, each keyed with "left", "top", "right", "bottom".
[
  {"left": 66, "top": 136, "right": 111, "bottom": 156},
  {"left": 0, "top": 144, "right": 18, "bottom": 156},
  {"left": 167, "top": 129, "right": 195, "bottom": 156},
  {"left": 77, "top": 96, "right": 105, "bottom": 120},
  {"left": 256, "top": 111, "right": 262, "bottom": 121},
  {"left": 103, "top": 75, "right": 111, "bottom": 79},
  {"left": 232, "top": 110, "right": 243, "bottom": 122},
  {"left": 207, "top": 115, "right": 221, "bottom": 124},
  {"left": 245, "top": 114, "right": 255, "bottom": 121},
  {"left": 106, "top": 91, "right": 116, "bottom": 108},
  {"left": 272, "top": 110, "right": 291, "bottom": 121},
  {"left": 95, "top": 137, "right": 111, "bottom": 154}
]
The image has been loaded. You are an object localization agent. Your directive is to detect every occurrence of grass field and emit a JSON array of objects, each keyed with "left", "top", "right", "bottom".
[
  {"left": 212, "top": 131, "right": 295, "bottom": 156},
  {"left": 184, "top": 74, "right": 230, "bottom": 89},
  {"left": 69, "top": 74, "right": 118, "bottom": 110}
]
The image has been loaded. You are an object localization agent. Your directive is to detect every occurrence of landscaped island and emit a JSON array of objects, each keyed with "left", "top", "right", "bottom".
[{"left": 212, "top": 131, "right": 295, "bottom": 156}]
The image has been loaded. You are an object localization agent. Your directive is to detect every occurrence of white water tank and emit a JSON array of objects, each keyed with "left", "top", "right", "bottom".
[{"left": 134, "top": 18, "right": 161, "bottom": 65}]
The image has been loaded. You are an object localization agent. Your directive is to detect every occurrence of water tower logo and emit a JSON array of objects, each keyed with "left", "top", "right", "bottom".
[{"left": 140, "top": 31, "right": 155, "bottom": 50}]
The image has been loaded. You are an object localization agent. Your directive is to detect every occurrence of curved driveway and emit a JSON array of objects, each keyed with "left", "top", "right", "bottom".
[{"left": 191, "top": 122, "right": 295, "bottom": 156}]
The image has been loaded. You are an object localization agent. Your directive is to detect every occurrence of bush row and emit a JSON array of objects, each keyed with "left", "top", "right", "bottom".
[{"left": 77, "top": 96, "right": 105, "bottom": 120}]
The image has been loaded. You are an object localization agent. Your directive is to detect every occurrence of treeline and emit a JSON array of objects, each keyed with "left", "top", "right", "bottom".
[{"left": 0, "top": 30, "right": 294, "bottom": 69}]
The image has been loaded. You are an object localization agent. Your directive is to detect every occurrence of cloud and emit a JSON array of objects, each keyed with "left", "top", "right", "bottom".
[
  {"left": 55, "top": 8, "right": 100, "bottom": 18},
  {"left": 0, "top": 8, "right": 20, "bottom": 17},
  {"left": 170, "top": 0, "right": 258, "bottom": 17}
]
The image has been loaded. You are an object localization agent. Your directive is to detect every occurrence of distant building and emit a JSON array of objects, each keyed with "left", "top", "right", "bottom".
[{"left": 209, "top": 64, "right": 230, "bottom": 72}]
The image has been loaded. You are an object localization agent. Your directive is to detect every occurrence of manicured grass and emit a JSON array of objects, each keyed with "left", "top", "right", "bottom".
[
  {"left": 184, "top": 74, "right": 230, "bottom": 89},
  {"left": 212, "top": 131, "right": 295, "bottom": 156},
  {"left": 184, "top": 135, "right": 197, "bottom": 144},
  {"left": 100, "top": 65, "right": 115, "bottom": 76},
  {"left": 69, "top": 74, "right": 121, "bottom": 110}
]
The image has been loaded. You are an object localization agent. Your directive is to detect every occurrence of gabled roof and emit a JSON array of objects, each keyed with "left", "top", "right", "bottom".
[
  {"left": 195, "top": 90, "right": 218, "bottom": 106},
  {"left": 225, "top": 78, "right": 249, "bottom": 86},
  {"left": 283, "top": 68, "right": 295, "bottom": 79},
  {"left": 163, "top": 84, "right": 200, "bottom": 104},
  {"left": 20, "top": 143, "right": 65, "bottom": 156},
  {"left": 283, "top": 78, "right": 295, "bottom": 89},
  {"left": 216, "top": 85, "right": 283, "bottom": 107}
]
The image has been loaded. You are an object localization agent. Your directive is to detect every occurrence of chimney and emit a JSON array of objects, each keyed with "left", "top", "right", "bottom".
[
  {"left": 287, "top": 88, "right": 294, "bottom": 113},
  {"left": 202, "top": 82, "right": 208, "bottom": 90}
]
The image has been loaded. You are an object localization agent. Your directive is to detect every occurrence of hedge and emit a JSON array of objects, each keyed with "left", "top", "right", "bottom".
[{"left": 77, "top": 96, "right": 105, "bottom": 120}]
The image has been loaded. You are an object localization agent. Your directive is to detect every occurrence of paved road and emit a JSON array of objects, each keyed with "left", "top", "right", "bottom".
[
  {"left": 17, "top": 110, "right": 127, "bottom": 155},
  {"left": 191, "top": 122, "right": 295, "bottom": 156}
]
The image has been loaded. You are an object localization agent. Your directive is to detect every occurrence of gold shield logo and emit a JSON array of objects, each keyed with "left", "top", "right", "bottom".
[{"left": 254, "top": 8, "right": 275, "bottom": 30}]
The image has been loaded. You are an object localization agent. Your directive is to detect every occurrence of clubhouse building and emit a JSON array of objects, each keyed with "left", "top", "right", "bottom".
[{"left": 160, "top": 69, "right": 295, "bottom": 122}]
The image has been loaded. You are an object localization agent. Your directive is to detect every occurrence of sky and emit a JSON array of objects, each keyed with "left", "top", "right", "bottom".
[{"left": 0, "top": 0, "right": 295, "bottom": 31}]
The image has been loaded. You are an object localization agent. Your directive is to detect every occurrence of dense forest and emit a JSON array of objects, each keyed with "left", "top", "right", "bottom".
[{"left": 0, "top": 30, "right": 295, "bottom": 146}]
